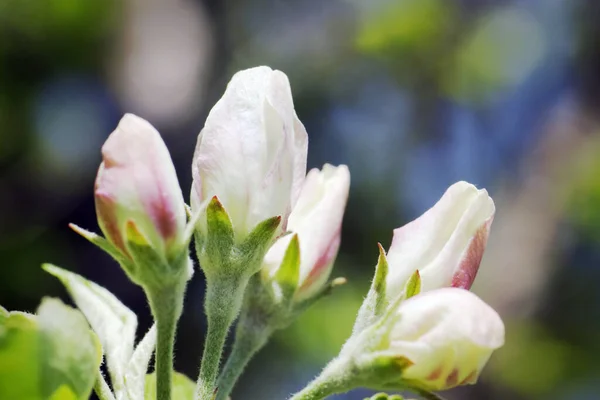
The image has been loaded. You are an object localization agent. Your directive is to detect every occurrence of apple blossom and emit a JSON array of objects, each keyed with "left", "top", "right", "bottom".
[
  {"left": 386, "top": 181, "right": 495, "bottom": 296},
  {"left": 262, "top": 164, "right": 350, "bottom": 301},
  {"left": 385, "top": 288, "right": 504, "bottom": 391},
  {"left": 191, "top": 66, "right": 308, "bottom": 240},
  {"left": 94, "top": 113, "right": 186, "bottom": 259}
]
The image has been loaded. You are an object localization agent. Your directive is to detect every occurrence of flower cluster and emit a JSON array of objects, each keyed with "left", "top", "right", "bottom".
[{"left": 0, "top": 66, "right": 505, "bottom": 400}]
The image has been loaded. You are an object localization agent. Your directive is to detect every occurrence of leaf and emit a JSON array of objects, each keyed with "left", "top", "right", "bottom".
[
  {"left": 144, "top": 371, "right": 195, "bottom": 400},
  {"left": 403, "top": 270, "right": 421, "bottom": 300},
  {"left": 38, "top": 298, "right": 103, "bottom": 399},
  {"left": 0, "top": 300, "right": 101, "bottom": 400},
  {"left": 0, "top": 312, "right": 41, "bottom": 399},
  {"left": 125, "top": 324, "right": 157, "bottom": 400},
  {"left": 43, "top": 264, "right": 137, "bottom": 397},
  {"left": 275, "top": 234, "right": 301, "bottom": 300}
]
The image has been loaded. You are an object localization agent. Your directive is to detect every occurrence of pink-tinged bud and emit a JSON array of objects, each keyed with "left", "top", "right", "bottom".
[
  {"left": 388, "top": 288, "right": 504, "bottom": 391},
  {"left": 385, "top": 181, "right": 495, "bottom": 297},
  {"left": 94, "top": 114, "right": 186, "bottom": 256},
  {"left": 263, "top": 164, "right": 350, "bottom": 301},
  {"left": 191, "top": 66, "right": 308, "bottom": 239}
]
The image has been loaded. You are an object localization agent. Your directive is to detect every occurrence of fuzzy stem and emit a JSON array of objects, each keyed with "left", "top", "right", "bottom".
[
  {"left": 147, "top": 283, "right": 185, "bottom": 400},
  {"left": 195, "top": 276, "right": 246, "bottom": 400},
  {"left": 215, "top": 317, "right": 272, "bottom": 400},
  {"left": 289, "top": 357, "right": 353, "bottom": 400}
]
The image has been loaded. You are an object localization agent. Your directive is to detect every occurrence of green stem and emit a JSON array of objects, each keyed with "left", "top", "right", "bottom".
[
  {"left": 147, "top": 283, "right": 185, "bottom": 400},
  {"left": 215, "top": 316, "right": 272, "bottom": 400},
  {"left": 195, "top": 277, "right": 246, "bottom": 400},
  {"left": 289, "top": 357, "right": 352, "bottom": 400}
]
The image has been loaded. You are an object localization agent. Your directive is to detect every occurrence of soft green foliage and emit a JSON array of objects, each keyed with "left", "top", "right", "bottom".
[
  {"left": 145, "top": 372, "right": 195, "bottom": 400},
  {"left": 43, "top": 264, "right": 158, "bottom": 400},
  {"left": 0, "top": 299, "right": 102, "bottom": 400}
]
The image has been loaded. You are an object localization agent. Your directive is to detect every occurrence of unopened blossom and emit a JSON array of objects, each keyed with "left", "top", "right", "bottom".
[
  {"left": 386, "top": 181, "right": 495, "bottom": 297},
  {"left": 191, "top": 66, "right": 308, "bottom": 239},
  {"left": 386, "top": 288, "right": 504, "bottom": 391},
  {"left": 262, "top": 164, "right": 350, "bottom": 301},
  {"left": 94, "top": 113, "right": 186, "bottom": 257}
]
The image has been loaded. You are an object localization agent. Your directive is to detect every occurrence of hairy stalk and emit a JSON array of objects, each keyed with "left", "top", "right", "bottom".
[
  {"left": 216, "top": 317, "right": 272, "bottom": 400},
  {"left": 195, "top": 277, "right": 246, "bottom": 400},
  {"left": 147, "top": 283, "right": 185, "bottom": 400},
  {"left": 289, "top": 357, "right": 352, "bottom": 400}
]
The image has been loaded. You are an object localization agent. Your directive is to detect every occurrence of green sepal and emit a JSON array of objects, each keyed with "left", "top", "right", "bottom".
[
  {"left": 364, "top": 393, "right": 404, "bottom": 400},
  {"left": 403, "top": 270, "right": 421, "bottom": 300},
  {"left": 124, "top": 221, "right": 188, "bottom": 289},
  {"left": 144, "top": 371, "right": 195, "bottom": 400},
  {"left": 204, "top": 196, "right": 235, "bottom": 267},
  {"left": 238, "top": 215, "right": 282, "bottom": 271},
  {"left": 353, "top": 243, "right": 390, "bottom": 335},
  {"left": 69, "top": 223, "right": 136, "bottom": 278},
  {"left": 354, "top": 351, "right": 414, "bottom": 389},
  {"left": 275, "top": 234, "right": 301, "bottom": 300}
]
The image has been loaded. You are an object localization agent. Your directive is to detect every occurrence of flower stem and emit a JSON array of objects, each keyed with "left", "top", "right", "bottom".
[
  {"left": 195, "top": 277, "right": 246, "bottom": 400},
  {"left": 147, "top": 283, "right": 185, "bottom": 400},
  {"left": 215, "top": 316, "right": 272, "bottom": 400},
  {"left": 289, "top": 357, "right": 352, "bottom": 400}
]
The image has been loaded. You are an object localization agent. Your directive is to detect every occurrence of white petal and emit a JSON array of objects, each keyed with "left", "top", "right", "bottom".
[{"left": 386, "top": 181, "right": 495, "bottom": 296}]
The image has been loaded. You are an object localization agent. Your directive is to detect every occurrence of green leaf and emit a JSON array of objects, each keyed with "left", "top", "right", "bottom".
[
  {"left": 144, "top": 371, "right": 195, "bottom": 400},
  {"left": 68, "top": 223, "right": 132, "bottom": 271},
  {"left": 43, "top": 264, "right": 138, "bottom": 397},
  {"left": 275, "top": 234, "right": 301, "bottom": 300},
  {"left": 125, "top": 325, "right": 157, "bottom": 400},
  {"left": 38, "top": 297, "right": 103, "bottom": 399},
  {"left": 403, "top": 270, "right": 421, "bottom": 300},
  {"left": 0, "top": 312, "right": 41, "bottom": 399}
]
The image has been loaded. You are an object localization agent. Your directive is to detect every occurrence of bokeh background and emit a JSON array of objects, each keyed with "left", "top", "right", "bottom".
[{"left": 1, "top": 0, "right": 600, "bottom": 399}]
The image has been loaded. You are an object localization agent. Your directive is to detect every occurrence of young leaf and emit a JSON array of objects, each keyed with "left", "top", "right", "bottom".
[
  {"left": 125, "top": 324, "right": 157, "bottom": 400},
  {"left": 38, "top": 298, "right": 103, "bottom": 399},
  {"left": 0, "top": 312, "right": 41, "bottom": 399},
  {"left": 43, "top": 264, "right": 137, "bottom": 397},
  {"left": 144, "top": 371, "right": 195, "bottom": 400}
]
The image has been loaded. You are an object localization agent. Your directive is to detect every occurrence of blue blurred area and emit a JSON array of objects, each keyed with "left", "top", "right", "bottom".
[{"left": 2, "top": 0, "right": 600, "bottom": 399}]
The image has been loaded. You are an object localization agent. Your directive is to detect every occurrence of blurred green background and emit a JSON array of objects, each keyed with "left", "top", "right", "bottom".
[{"left": 1, "top": 0, "right": 600, "bottom": 399}]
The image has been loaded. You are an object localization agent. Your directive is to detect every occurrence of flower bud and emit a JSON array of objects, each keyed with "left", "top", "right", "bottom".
[
  {"left": 94, "top": 114, "right": 186, "bottom": 259},
  {"left": 386, "top": 181, "right": 494, "bottom": 297},
  {"left": 384, "top": 288, "right": 504, "bottom": 391},
  {"left": 262, "top": 164, "right": 350, "bottom": 301},
  {"left": 191, "top": 66, "right": 308, "bottom": 239}
]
